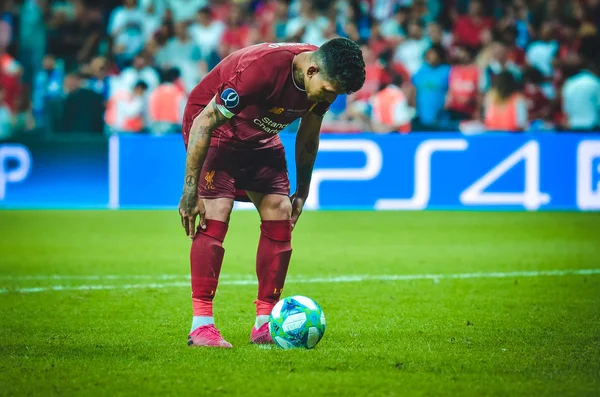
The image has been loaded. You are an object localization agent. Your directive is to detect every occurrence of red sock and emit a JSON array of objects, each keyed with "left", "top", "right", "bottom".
[
  {"left": 255, "top": 220, "right": 292, "bottom": 316},
  {"left": 190, "top": 219, "right": 228, "bottom": 316}
]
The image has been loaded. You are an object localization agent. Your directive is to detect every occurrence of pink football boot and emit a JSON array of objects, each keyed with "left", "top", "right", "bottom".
[
  {"left": 188, "top": 324, "right": 233, "bottom": 348},
  {"left": 250, "top": 322, "right": 274, "bottom": 344}
]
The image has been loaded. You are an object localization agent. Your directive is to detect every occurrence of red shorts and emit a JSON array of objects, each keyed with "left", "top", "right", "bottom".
[
  {"left": 193, "top": 146, "right": 290, "bottom": 202},
  {"left": 182, "top": 107, "right": 290, "bottom": 202}
]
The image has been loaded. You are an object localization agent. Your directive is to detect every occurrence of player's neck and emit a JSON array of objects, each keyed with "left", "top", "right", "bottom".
[{"left": 292, "top": 53, "right": 309, "bottom": 91}]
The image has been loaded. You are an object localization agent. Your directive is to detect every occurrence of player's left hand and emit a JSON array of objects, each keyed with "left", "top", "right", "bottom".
[{"left": 290, "top": 193, "right": 306, "bottom": 230}]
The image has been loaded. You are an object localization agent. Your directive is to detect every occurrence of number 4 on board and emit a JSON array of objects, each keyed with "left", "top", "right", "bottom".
[{"left": 460, "top": 141, "right": 550, "bottom": 210}]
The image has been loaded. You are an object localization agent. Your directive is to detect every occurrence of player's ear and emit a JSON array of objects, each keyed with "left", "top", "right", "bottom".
[{"left": 306, "top": 65, "right": 319, "bottom": 78}]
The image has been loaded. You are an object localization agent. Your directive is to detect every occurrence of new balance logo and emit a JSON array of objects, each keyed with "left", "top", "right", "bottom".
[{"left": 269, "top": 107, "right": 285, "bottom": 115}]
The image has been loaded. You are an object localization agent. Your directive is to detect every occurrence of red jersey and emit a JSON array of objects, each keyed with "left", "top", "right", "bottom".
[
  {"left": 183, "top": 43, "right": 330, "bottom": 150},
  {"left": 447, "top": 65, "right": 479, "bottom": 116},
  {"left": 453, "top": 16, "right": 494, "bottom": 50}
]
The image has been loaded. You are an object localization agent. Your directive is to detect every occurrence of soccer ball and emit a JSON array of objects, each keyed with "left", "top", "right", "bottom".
[{"left": 269, "top": 295, "right": 326, "bottom": 349}]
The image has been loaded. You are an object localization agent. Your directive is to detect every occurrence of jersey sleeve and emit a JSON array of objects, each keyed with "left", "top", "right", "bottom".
[
  {"left": 215, "top": 61, "right": 271, "bottom": 118},
  {"left": 310, "top": 101, "right": 331, "bottom": 117}
]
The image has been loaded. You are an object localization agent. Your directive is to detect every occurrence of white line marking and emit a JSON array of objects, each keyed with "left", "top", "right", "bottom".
[
  {"left": 108, "top": 134, "right": 119, "bottom": 209},
  {"left": 0, "top": 269, "right": 598, "bottom": 294}
]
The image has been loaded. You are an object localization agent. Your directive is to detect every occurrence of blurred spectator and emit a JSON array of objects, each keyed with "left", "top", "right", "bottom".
[
  {"left": 453, "top": 0, "right": 493, "bottom": 51},
  {"left": 521, "top": 67, "right": 552, "bottom": 130},
  {"left": 62, "top": 73, "right": 104, "bottom": 133},
  {"left": 82, "top": 56, "right": 112, "bottom": 101},
  {"left": 220, "top": 4, "right": 257, "bottom": 57},
  {"left": 5, "top": 0, "right": 600, "bottom": 135},
  {"left": 120, "top": 51, "right": 160, "bottom": 92},
  {"left": 561, "top": 69, "right": 600, "bottom": 131},
  {"left": 156, "top": 21, "right": 202, "bottom": 92},
  {"left": 271, "top": 0, "right": 292, "bottom": 42},
  {"left": 371, "top": 74, "right": 415, "bottom": 133},
  {"left": 501, "top": 26, "right": 526, "bottom": 67},
  {"left": 32, "top": 54, "right": 64, "bottom": 133},
  {"left": 18, "top": 0, "right": 48, "bottom": 83},
  {"left": 335, "top": 0, "right": 370, "bottom": 42},
  {"left": 146, "top": 10, "right": 175, "bottom": 57},
  {"left": 48, "top": 0, "right": 102, "bottom": 72},
  {"left": 114, "top": 80, "right": 148, "bottom": 133},
  {"left": 367, "top": 21, "right": 389, "bottom": 58},
  {"left": 480, "top": 41, "right": 521, "bottom": 94},
  {"left": 0, "top": 47, "right": 22, "bottom": 112},
  {"left": 510, "top": 0, "right": 532, "bottom": 49},
  {"left": 353, "top": 44, "right": 389, "bottom": 102},
  {"left": 411, "top": 45, "right": 451, "bottom": 130},
  {"left": 11, "top": 90, "right": 35, "bottom": 135},
  {"left": 0, "top": 86, "right": 12, "bottom": 139},
  {"left": 427, "top": 21, "right": 452, "bottom": 49},
  {"left": 394, "top": 20, "right": 429, "bottom": 76},
  {"left": 141, "top": 2, "right": 163, "bottom": 42},
  {"left": 0, "top": 0, "right": 14, "bottom": 51},
  {"left": 446, "top": 45, "right": 479, "bottom": 121},
  {"left": 371, "top": 0, "right": 396, "bottom": 22},
  {"left": 148, "top": 68, "right": 185, "bottom": 135},
  {"left": 557, "top": 18, "right": 581, "bottom": 62},
  {"left": 380, "top": 6, "right": 409, "bottom": 44},
  {"left": 166, "top": 0, "right": 207, "bottom": 22},
  {"left": 526, "top": 22, "right": 558, "bottom": 78},
  {"left": 286, "top": 1, "right": 331, "bottom": 46},
  {"left": 189, "top": 7, "right": 224, "bottom": 69},
  {"left": 139, "top": 0, "right": 167, "bottom": 20},
  {"left": 474, "top": 28, "right": 495, "bottom": 68},
  {"left": 484, "top": 71, "right": 527, "bottom": 132},
  {"left": 109, "top": 0, "right": 146, "bottom": 69}
]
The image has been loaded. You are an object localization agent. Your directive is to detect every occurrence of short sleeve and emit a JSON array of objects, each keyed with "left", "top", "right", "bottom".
[{"left": 215, "top": 61, "right": 270, "bottom": 118}]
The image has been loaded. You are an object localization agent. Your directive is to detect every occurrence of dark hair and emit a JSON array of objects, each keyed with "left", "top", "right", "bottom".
[
  {"left": 135, "top": 80, "right": 149, "bottom": 91},
  {"left": 522, "top": 67, "right": 544, "bottom": 84},
  {"left": 198, "top": 6, "right": 212, "bottom": 16},
  {"left": 427, "top": 44, "right": 447, "bottom": 64},
  {"left": 162, "top": 67, "right": 181, "bottom": 83},
  {"left": 493, "top": 71, "right": 518, "bottom": 100},
  {"left": 314, "top": 37, "right": 366, "bottom": 94},
  {"left": 391, "top": 73, "right": 403, "bottom": 87}
]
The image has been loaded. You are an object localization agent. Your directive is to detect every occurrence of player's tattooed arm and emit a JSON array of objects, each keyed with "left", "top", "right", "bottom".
[
  {"left": 179, "top": 96, "right": 229, "bottom": 237},
  {"left": 295, "top": 111, "right": 323, "bottom": 198},
  {"left": 183, "top": 97, "right": 229, "bottom": 194}
]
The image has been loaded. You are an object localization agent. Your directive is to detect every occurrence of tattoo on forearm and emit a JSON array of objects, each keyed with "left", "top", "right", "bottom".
[
  {"left": 185, "top": 175, "right": 196, "bottom": 187},
  {"left": 183, "top": 99, "right": 229, "bottom": 193}
]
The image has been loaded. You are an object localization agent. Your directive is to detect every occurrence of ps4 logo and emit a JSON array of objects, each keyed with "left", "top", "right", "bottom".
[
  {"left": 306, "top": 139, "right": 555, "bottom": 211},
  {"left": 0, "top": 144, "right": 32, "bottom": 201},
  {"left": 577, "top": 141, "right": 600, "bottom": 210}
]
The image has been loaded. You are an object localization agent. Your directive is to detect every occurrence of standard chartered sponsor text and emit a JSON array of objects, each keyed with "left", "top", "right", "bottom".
[{"left": 253, "top": 117, "right": 290, "bottom": 134}]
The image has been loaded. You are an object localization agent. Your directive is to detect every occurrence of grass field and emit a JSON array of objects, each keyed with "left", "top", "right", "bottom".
[{"left": 1, "top": 210, "right": 599, "bottom": 396}]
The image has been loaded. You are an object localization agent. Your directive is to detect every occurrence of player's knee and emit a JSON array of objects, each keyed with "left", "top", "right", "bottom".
[
  {"left": 262, "top": 196, "right": 292, "bottom": 220},
  {"left": 205, "top": 199, "right": 234, "bottom": 222}
]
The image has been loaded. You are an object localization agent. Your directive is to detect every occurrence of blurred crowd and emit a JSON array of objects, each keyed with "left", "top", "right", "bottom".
[{"left": 1, "top": 0, "right": 600, "bottom": 138}]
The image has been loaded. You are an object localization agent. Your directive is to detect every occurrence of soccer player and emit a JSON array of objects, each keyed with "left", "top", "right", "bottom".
[{"left": 179, "top": 38, "right": 365, "bottom": 348}]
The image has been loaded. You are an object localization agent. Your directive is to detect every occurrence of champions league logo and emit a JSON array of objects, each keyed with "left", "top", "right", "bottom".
[{"left": 221, "top": 88, "right": 239, "bottom": 109}]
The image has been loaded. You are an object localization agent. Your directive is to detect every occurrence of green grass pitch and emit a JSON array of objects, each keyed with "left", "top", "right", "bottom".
[{"left": 1, "top": 210, "right": 599, "bottom": 396}]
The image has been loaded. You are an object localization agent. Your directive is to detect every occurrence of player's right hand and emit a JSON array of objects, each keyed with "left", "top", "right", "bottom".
[{"left": 178, "top": 193, "right": 206, "bottom": 239}]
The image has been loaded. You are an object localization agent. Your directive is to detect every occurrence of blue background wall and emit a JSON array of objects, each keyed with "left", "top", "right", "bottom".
[{"left": 2, "top": 133, "right": 600, "bottom": 210}]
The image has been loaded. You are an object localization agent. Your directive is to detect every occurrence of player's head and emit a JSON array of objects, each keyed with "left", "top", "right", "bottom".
[
  {"left": 133, "top": 80, "right": 149, "bottom": 96},
  {"left": 305, "top": 37, "right": 365, "bottom": 103}
]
